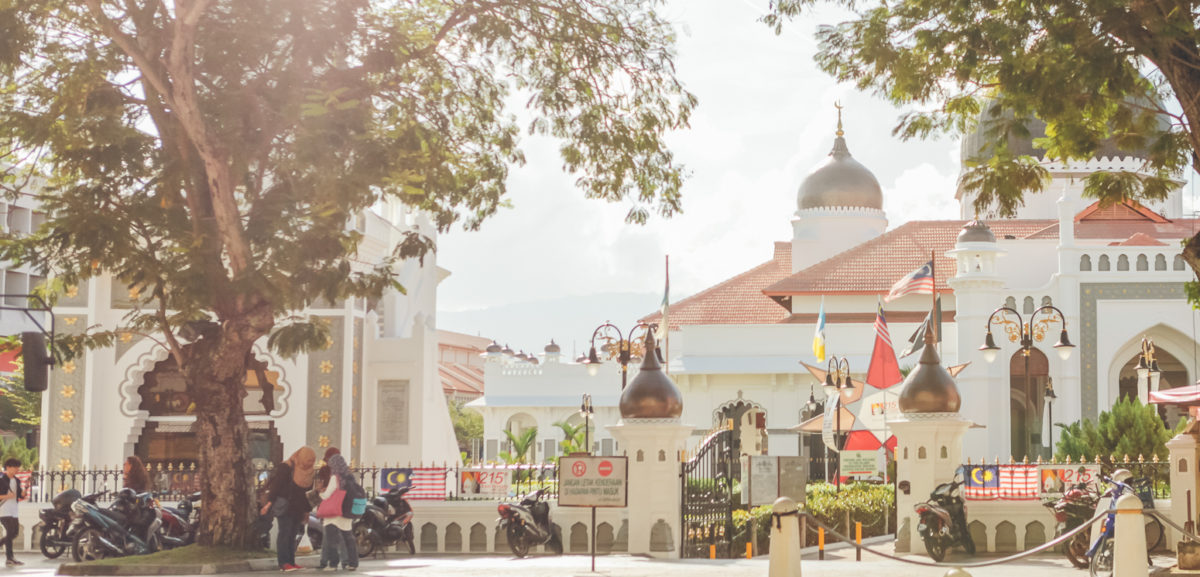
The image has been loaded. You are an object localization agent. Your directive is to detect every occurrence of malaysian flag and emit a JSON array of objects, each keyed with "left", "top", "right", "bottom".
[
  {"left": 884, "top": 260, "right": 934, "bottom": 303},
  {"left": 866, "top": 302, "right": 903, "bottom": 389},
  {"left": 998, "top": 465, "right": 1040, "bottom": 500},
  {"left": 963, "top": 465, "right": 999, "bottom": 500},
  {"left": 386, "top": 467, "right": 448, "bottom": 501}
]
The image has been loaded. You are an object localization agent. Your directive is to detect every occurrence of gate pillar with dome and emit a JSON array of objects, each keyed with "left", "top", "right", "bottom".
[{"left": 606, "top": 332, "right": 691, "bottom": 559}]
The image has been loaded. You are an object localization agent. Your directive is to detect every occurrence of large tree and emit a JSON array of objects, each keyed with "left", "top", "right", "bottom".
[
  {"left": 0, "top": 0, "right": 694, "bottom": 546},
  {"left": 766, "top": 0, "right": 1200, "bottom": 278}
]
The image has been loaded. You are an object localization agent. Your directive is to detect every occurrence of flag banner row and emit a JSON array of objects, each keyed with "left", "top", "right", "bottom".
[{"left": 962, "top": 464, "right": 1101, "bottom": 501}]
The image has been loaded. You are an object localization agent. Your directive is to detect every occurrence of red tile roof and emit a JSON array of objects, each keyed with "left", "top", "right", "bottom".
[
  {"left": 1110, "top": 232, "right": 1168, "bottom": 246},
  {"left": 1076, "top": 199, "right": 1169, "bottom": 223},
  {"left": 763, "top": 220, "right": 1055, "bottom": 296},
  {"left": 641, "top": 242, "right": 792, "bottom": 329},
  {"left": 440, "top": 363, "right": 484, "bottom": 397}
]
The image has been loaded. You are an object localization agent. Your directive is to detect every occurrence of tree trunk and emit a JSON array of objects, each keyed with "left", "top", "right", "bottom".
[{"left": 184, "top": 308, "right": 273, "bottom": 548}]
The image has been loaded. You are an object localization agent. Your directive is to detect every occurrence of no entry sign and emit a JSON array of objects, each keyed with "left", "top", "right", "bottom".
[{"left": 558, "top": 456, "right": 628, "bottom": 507}]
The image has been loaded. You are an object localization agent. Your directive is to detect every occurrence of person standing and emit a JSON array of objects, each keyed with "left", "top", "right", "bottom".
[
  {"left": 123, "top": 456, "right": 151, "bottom": 493},
  {"left": 262, "top": 447, "right": 315, "bottom": 572},
  {"left": 0, "top": 459, "right": 24, "bottom": 566},
  {"left": 316, "top": 449, "right": 358, "bottom": 571}
]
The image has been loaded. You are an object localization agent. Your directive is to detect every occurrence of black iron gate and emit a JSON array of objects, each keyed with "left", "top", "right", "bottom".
[{"left": 680, "top": 424, "right": 739, "bottom": 558}]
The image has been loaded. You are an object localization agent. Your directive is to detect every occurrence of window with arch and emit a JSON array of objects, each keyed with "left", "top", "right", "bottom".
[
  {"left": 1004, "top": 296, "right": 1017, "bottom": 310},
  {"left": 1023, "top": 296, "right": 1034, "bottom": 314},
  {"left": 1176, "top": 254, "right": 1187, "bottom": 271},
  {"left": 1181, "top": 458, "right": 1189, "bottom": 473},
  {"left": 1080, "top": 255, "right": 1092, "bottom": 271},
  {"left": 1117, "top": 254, "right": 1129, "bottom": 271},
  {"left": 918, "top": 447, "right": 927, "bottom": 459},
  {"left": 940, "top": 446, "right": 948, "bottom": 459},
  {"left": 1155, "top": 254, "right": 1167, "bottom": 271},
  {"left": 903, "top": 447, "right": 908, "bottom": 460},
  {"left": 1136, "top": 254, "right": 1149, "bottom": 271},
  {"left": 1041, "top": 296, "right": 1053, "bottom": 307},
  {"left": 1099, "top": 255, "right": 1111, "bottom": 271}
]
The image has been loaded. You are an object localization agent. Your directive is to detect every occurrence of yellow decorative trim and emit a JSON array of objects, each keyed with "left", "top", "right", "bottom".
[
  {"left": 61, "top": 385, "right": 76, "bottom": 399},
  {"left": 318, "top": 410, "right": 331, "bottom": 423},
  {"left": 60, "top": 409, "right": 74, "bottom": 423},
  {"left": 59, "top": 459, "right": 72, "bottom": 471},
  {"left": 62, "top": 361, "right": 76, "bottom": 374},
  {"left": 318, "top": 435, "right": 330, "bottom": 448},
  {"left": 319, "top": 384, "right": 333, "bottom": 399},
  {"left": 59, "top": 434, "right": 73, "bottom": 447},
  {"left": 319, "top": 360, "right": 334, "bottom": 374}
]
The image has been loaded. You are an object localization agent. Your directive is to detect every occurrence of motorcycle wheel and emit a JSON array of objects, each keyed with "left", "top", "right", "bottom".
[
  {"left": 1066, "top": 533, "right": 1091, "bottom": 569},
  {"left": 1089, "top": 537, "right": 1114, "bottom": 577},
  {"left": 1144, "top": 516, "right": 1165, "bottom": 552},
  {"left": 353, "top": 524, "right": 376, "bottom": 557},
  {"left": 73, "top": 528, "right": 110, "bottom": 563},
  {"left": 507, "top": 525, "right": 529, "bottom": 558},
  {"left": 40, "top": 525, "right": 67, "bottom": 559},
  {"left": 961, "top": 530, "right": 976, "bottom": 556},
  {"left": 923, "top": 536, "right": 946, "bottom": 562},
  {"left": 548, "top": 524, "right": 563, "bottom": 556}
]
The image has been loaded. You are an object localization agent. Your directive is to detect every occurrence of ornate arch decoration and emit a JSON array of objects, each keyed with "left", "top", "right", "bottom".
[{"left": 711, "top": 390, "right": 766, "bottom": 426}]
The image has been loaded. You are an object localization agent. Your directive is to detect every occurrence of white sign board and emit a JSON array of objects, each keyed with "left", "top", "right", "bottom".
[
  {"left": 841, "top": 450, "right": 880, "bottom": 476},
  {"left": 744, "top": 456, "right": 808, "bottom": 507},
  {"left": 1038, "top": 464, "right": 1102, "bottom": 497},
  {"left": 459, "top": 469, "right": 511, "bottom": 497},
  {"left": 558, "top": 456, "right": 628, "bottom": 508}
]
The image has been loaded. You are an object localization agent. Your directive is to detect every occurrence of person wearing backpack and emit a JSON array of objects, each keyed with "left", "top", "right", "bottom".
[{"left": 315, "top": 449, "right": 358, "bottom": 571}]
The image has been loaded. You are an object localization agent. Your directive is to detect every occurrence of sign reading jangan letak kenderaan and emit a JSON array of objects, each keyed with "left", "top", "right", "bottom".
[{"left": 558, "top": 456, "right": 628, "bottom": 507}]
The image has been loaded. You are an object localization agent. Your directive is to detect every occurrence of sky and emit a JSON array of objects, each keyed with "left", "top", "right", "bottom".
[{"left": 436, "top": 1, "right": 968, "bottom": 321}]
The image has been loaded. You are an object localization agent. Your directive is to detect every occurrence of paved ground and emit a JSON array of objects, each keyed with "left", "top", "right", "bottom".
[{"left": 0, "top": 546, "right": 1180, "bottom": 577}]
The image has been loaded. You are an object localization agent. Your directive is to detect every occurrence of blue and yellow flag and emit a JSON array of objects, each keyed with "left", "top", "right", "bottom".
[{"left": 813, "top": 297, "right": 826, "bottom": 362}]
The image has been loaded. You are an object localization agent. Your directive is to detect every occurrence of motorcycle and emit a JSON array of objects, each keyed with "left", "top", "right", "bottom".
[
  {"left": 38, "top": 489, "right": 104, "bottom": 559},
  {"left": 496, "top": 489, "right": 563, "bottom": 558},
  {"left": 159, "top": 492, "right": 202, "bottom": 549},
  {"left": 1043, "top": 479, "right": 1099, "bottom": 569},
  {"left": 353, "top": 487, "right": 415, "bottom": 557},
  {"left": 914, "top": 469, "right": 975, "bottom": 561},
  {"left": 1086, "top": 472, "right": 1164, "bottom": 577},
  {"left": 70, "top": 488, "right": 163, "bottom": 562}
]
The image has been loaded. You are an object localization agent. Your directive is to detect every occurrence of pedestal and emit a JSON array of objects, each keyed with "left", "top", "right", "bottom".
[
  {"left": 1167, "top": 427, "right": 1200, "bottom": 546},
  {"left": 890, "top": 413, "right": 972, "bottom": 554},
  {"left": 608, "top": 418, "right": 693, "bottom": 559}
]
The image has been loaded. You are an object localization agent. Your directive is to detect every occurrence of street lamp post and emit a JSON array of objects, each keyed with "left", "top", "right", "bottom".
[
  {"left": 823, "top": 356, "right": 852, "bottom": 490},
  {"left": 979, "top": 304, "right": 1075, "bottom": 459},
  {"left": 579, "top": 394, "right": 594, "bottom": 455},
  {"left": 582, "top": 321, "right": 658, "bottom": 390},
  {"left": 1045, "top": 378, "right": 1057, "bottom": 458},
  {"left": 1135, "top": 337, "right": 1162, "bottom": 402}
]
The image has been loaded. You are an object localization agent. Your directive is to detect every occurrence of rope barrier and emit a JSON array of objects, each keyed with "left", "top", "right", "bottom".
[
  {"left": 1146, "top": 509, "right": 1200, "bottom": 545},
  {"left": 800, "top": 509, "right": 1110, "bottom": 568}
]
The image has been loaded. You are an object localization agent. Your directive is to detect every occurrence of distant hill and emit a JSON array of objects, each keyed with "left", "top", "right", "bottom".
[{"left": 437, "top": 292, "right": 660, "bottom": 359}]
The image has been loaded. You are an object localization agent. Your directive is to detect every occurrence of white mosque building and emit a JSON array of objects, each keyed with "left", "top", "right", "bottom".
[{"left": 474, "top": 109, "right": 1200, "bottom": 466}]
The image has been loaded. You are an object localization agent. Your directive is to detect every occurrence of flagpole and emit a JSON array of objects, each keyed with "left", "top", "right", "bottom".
[
  {"left": 930, "top": 249, "right": 940, "bottom": 356},
  {"left": 664, "top": 255, "right": 670, "bottom": 375}
]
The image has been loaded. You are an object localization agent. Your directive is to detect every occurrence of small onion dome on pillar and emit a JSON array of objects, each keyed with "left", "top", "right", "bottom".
[
  {"left": 619, "top": 331, "right": 683, "bottom": 419},
  {"left": 898, "top": 325, "right": 962, "bottom": 414},
  {"left": 957, "top": 219, "right": 996, "bottom": 244},
  {"left": 544, "top": 340, "right": 561, "bottom": 354},
  {"left": 501, "top": 344, "right": 514, "bottom": 356},
  {"left": 483, "top": 341, "right": 503, "bottom": 361}
]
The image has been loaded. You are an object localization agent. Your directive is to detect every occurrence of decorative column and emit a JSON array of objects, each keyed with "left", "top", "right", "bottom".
[
  {"left": 890, "top": 327, "right": 973, "bottom": 554},
  {"left": 605, "top": 331, "right": 690, "bottom": 559},
  {"left": 1166, "top": 424, "right": 1200, "bottom": 550}
]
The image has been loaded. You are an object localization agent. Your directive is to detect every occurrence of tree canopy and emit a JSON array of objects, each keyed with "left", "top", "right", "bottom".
[
  {"left": 0, "top": 0, "right": 694, "bottom": 547},
  {"left": 765, "top": 0, "right": 1196, "bottom": 225}
]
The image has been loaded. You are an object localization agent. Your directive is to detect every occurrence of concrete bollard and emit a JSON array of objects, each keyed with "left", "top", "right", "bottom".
[
  {"left": 769, "top": 497, "right": 802, "bottom": 577},
  {"left": 1113, "top": 493, "right": 1149, "bottom": 577}
]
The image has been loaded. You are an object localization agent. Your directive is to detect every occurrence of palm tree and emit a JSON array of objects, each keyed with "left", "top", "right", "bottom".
[
  {"left": 499, "top": 427, "right": 538, "bottom": 464},
  {"left": 552, "top": 421, "right": 589, "bottom": 455}
]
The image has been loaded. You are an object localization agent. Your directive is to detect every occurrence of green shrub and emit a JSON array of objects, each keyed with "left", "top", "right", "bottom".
[{"left": 730, "top": 481, "right": 895, "bottom": 554}]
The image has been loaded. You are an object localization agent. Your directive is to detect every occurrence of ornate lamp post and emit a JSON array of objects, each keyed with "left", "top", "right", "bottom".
[
  {"left": 822, "top": 356, "right": 852, "bottom": 490},
  {"left": 1045, "top": 378, "right": 1057, "bottom": 458},
  {"left": 582, "top": 321, "right": 658, "bottom": 390},
  {"left": 979, "top": 304, "right": 1074, "bottom": 458},
  {"left": 579, "top": 394, "right": 594, "bottom": 455},
  {"left": 1135, "top": 337, "right": 1162, "bottom": 401}
]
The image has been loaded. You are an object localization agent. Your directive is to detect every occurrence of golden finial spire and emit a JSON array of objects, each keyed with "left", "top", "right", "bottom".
[{"left": 835, "top": 101, "right": 844, "bottom": 137}]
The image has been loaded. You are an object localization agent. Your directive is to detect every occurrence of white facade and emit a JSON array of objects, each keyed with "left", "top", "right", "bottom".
[{"left": 36, "top": 199, "right": 461, "bottom": 471}]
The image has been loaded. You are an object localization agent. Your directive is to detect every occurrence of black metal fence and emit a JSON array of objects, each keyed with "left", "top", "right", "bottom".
[{"left": 24, "top": 462, "right": 560, "bottom": 504}]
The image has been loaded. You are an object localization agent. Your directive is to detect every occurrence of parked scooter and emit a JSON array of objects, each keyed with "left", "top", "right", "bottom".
[
  {"left": 38, "top": 489, "right": 104, "bottom": 559},
  {"left": 1086, "top": 470, "right": 1164, "bottom": 577},
  {"left": 914, "top": 468, "right": 975, "bottom": 561},
  {"left": 1043, "top": 478, "right": 1099, "bottom": 569},
  {"left": 158, "top": 492, "right": 201, "bottom": 549},
  {"left": 70, "top": 488, "right": 163, "bottom": 562},
  {"left": 353, "top": 487, "right": 415, "bottom": 556},
  {"left": 496, "top": 489, "right": 563, "bottom": 558}
]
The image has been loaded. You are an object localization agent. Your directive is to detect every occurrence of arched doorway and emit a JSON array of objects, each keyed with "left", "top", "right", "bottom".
[
  {"left": 132, "top": 353, "right": 285, "bottom": 473},
  {"left": 715, "top": 399, "right": 767, "bottom": 457},
  {"left": 1117, "top": 347, "right": 1190, "bottom": 429},
  {"left": 1010, "top": 349, "right": 1048, "bottom": 461},
  {"left": 503, "top": 413, "right": 538, "bottom": 463}
]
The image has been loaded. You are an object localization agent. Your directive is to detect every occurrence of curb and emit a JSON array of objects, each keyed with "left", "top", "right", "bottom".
[{"left": 56, "top": 554, "right": 315, "bottom": 576}]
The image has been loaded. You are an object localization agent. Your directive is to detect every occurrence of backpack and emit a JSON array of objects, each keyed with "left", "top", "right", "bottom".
[{"left": 340, "top": 474, "right": 367, "bottom": 519}]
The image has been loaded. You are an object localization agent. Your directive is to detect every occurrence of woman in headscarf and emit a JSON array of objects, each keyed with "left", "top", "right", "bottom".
[
  {"left": 263, "top": 447, "right": 315, "bottom": 571},
  {"left": 122, "top": 456, "right": 151, "bottom": 493},
  {"left": 316, "top": 448, "right": 358, "bottom": 571}
]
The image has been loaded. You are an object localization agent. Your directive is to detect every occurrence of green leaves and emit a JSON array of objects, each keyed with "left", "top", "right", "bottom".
[
  {"left": 1055, "top": 396, "right": 1185, "bottom": 463},
  {"left": 266, "top": 318, "right": 332, "bottom": 359}
]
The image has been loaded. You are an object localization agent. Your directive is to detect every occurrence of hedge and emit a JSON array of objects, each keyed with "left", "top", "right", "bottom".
[{"left": 731, "top": 481, "right": 895, "bottom": 553}]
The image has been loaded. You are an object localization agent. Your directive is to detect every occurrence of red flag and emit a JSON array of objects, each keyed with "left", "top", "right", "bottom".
[{"left": 866, "top": 303, "right": 903, "bottom": 389}]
